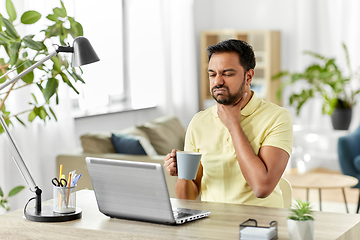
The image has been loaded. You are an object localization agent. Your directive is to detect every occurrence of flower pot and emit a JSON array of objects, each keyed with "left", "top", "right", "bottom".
[
  {"left": 331, "top": 108, "right": 352, "bottom": 130},
  {"left": 287, "top": 219, "right": 314, "bottom": 240}
]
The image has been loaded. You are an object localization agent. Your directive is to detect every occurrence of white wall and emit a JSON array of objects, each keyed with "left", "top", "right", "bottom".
[
  {"left": 75, "top": 0, "right": 360, "bottom": 172},
  {"left": 75, "top": 0, "right": 300, "bottom": 141}
]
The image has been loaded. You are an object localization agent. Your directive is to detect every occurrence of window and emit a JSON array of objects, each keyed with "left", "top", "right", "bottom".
[
  {"left": 70, "top": 0, "right": 125, "bottom": 116},
  {"left": 70, "top": 0, "right": 164, "bottom": 116},
  {"left": 126, "top": 0, "right": 164, "bottom": 109}
]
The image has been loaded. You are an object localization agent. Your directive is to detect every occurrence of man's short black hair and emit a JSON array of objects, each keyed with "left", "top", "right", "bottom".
[{"left": 206, "top": 39, "right": 256, "bottom": 71}]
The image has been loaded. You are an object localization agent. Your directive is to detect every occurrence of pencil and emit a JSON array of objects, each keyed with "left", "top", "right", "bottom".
[
  {"left": 66, "top": 172, "right": 72, "bottom": 207},
  {"left": 59, "top": 165, "right": 63, "bottom": 180},
  {"left": 57, "top": 165, "right": 63, "bottom": 210}
]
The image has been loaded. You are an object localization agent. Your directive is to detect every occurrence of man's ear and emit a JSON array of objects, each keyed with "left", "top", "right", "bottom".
[{"left": 246, "top": 69, "right": 254, "bottom": 84}]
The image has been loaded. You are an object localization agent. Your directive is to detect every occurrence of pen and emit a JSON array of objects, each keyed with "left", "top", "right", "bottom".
[{"left": 71, "top": 174, "right": 81, "bottom": 187}]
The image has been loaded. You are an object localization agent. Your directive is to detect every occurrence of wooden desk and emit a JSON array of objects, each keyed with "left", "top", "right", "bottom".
[
  {"left": 285, "top": 173, "right": 358, "bottom": 212},
  {"left": 1, "top": 190, "right": 360, "bottom": 239}
]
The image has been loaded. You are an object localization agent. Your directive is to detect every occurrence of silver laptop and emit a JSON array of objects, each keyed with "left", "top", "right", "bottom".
[{"left": 85, "top": 157, "right": 210, "bottom": 225}]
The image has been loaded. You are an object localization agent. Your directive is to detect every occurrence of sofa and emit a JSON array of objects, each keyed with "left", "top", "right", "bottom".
[{"left": 56, "top": 115, "right": 186, "bottom": 198}]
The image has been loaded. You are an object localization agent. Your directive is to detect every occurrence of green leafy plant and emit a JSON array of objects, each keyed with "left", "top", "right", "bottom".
[
  {"left": 0, "top": 0, "right": 85, "bottom": 131},
  {"left": 272, "top": 43, "right": 360, "bottom": 115},
  {"left": 0, "top": 185, "right": 24, "bottom": 211},
  {"left": 288, "top": 199, "right": 314, "bottom": 221}
]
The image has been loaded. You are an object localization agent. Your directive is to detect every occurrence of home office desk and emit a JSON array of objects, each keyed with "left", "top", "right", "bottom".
[{"left": 1, "top": 190, "right": 360, "bottom": 240}]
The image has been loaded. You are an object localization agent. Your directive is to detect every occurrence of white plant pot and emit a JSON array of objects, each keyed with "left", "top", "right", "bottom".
[{"left": 287, "top": 219, "right": 314, "bottom": 240}]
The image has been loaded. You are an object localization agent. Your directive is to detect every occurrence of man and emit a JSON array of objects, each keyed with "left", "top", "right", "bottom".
[{"left": 164, "top": 39, "right": 293, "bottom": 207}]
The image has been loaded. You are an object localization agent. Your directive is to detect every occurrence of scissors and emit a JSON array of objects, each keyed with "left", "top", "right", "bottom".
[{"left": 52, "top": 177, "right": 67, "bottom": 187}]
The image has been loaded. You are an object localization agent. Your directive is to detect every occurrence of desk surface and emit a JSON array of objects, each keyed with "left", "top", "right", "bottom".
[
  {"left": 285, "top": 173, "right": 358, "bottom": 189},
  {"left": 1, "top": 190, "right": 360, "bottom": 240}
]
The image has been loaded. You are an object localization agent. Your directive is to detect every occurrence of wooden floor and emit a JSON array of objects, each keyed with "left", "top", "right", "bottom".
[{"left": 285, "top": 167, "right": 359, "bottom": 204}]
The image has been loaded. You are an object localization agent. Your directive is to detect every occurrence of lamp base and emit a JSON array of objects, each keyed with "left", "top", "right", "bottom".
[{"left": 24, "top": 205, "right": 82, "bottom": 222}]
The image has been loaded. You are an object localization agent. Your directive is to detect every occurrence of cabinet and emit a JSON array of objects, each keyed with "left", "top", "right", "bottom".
[{"left": 200, "top": 30, "right": 281, "bottom": 110}]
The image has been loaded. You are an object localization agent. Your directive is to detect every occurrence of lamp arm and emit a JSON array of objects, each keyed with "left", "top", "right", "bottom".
[{"left": 0, "top": 51, "right": 58, "bottom": 92}]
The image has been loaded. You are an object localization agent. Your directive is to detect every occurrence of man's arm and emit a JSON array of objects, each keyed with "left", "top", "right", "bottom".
[
  {"left": 164, "top": 149, "right": 202, "bottom": 200},
  {"left": 176, "top": 163, "right": 202, "bottom": 200},
  {"left": 227, "top": 123, "right": 289, "bottom": 198}
]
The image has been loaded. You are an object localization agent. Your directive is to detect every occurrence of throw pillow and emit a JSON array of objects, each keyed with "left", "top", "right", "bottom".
[
  {"left": 80, "top": 132, "right": 116, "bottom": 153},
  {"left": 137, "top": 115, "right": 185, "bottom": 155},
  {"left": 111, "top": 133, "right": 158, "bottom": 156},
  {"left": 111, "top": 133, "right": 146, "bottom": 155},
  {"left": 353, "top": 155, "right": 360, "bottom": 172}
]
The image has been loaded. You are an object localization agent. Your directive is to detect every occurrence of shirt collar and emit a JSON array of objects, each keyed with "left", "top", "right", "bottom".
[{"left": 211, "top": 91, "right": 260, "bottom": 118}]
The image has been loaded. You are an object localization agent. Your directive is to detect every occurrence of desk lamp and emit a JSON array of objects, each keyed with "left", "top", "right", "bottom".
[{"left": 0, "top": 36, "right": 99, "bottom": 222}]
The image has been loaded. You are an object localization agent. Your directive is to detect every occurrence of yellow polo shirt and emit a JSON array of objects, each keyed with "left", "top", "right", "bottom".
[{"left": 184, "top": 92, "right": 293, "bottom": 207}]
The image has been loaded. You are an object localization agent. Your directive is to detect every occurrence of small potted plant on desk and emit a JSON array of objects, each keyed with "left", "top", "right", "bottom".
[{"left": 287, "top": 199, "right": 314, "bottom": 240}]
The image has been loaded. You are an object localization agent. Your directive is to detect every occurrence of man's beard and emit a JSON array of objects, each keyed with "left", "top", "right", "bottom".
[{"left": 211, "top": 80, "right": 246, "bottom": 105}]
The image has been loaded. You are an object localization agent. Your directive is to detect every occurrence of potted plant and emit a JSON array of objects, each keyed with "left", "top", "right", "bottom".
[
  {"left": 0, "top": 0, "right": 85, "bottom": 130},
  {"left": 287, "top": 199, "right": 314, "bottom": 240},
  {"left": 272, "top": 43, "right": 360, "bottom": 130},
  {"left": 0, "top": 0, "right": 84, "bottom": 213},
  {"left": 0, "top": 185, "right": 24, "bottom": 213}
]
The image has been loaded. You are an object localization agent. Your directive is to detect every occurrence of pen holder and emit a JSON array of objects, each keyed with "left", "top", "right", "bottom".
[{"left": 53, "top": 185, "right": 76, "bottom": 214}]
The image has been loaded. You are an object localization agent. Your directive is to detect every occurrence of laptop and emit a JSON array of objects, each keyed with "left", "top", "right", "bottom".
[{"left": 85, "top": 157, "right": 210, "bottom": 225}]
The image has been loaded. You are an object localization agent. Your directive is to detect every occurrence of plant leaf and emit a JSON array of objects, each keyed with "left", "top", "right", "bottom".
[
  {"left": 9, "top": 41, "right": 21, "bottom": 65},
  {"left": 15, "top": 116, "right": 26, "bottom": 126},
  {"left": 303, "top": 50, "right": 325, "bottom": 60},
  {"left": 28, "top": 111, "right": 36, "bottom": 122},
  {"left": 60, "top": 72, "right": 79, "bottom": 94},
  {"left": 38, "top": 107, "right": 48, "bottom": 120},
  {"left": 8, "top": 186, "right": 24, "bottom": 197},
  {"left": 1, "top": 17, "right": 19, "bottom": 39},
  {"left": 31, "top": 93, "right": 38, "bottom": 104},
  {"left": 22, "top": 35, "right": 45, "bottom": 51},
  {"left": 44, "top": 23, "right": 62, "bottom": 38},
  {"left": 0, "top": 186, "right": 3, "bottom": 197},
  {"left": 271, "top": 70, "right": 289, "bottom": 80},
  {"left": 49, "top": 107, "right": 57, "bottom": 121},
  {"left": 68, "top": 17, "right": 83, "bottom": 38},
  {"left": 44, "top": 77, "right": 59, "bottom": 101},
  {"left": 46, "top": 14, "right": 58, "bottom": 22},
  {"left": 21, "top": 10, "right": 41, "bottom": 25},
  {"left": 17, "top": 63, "right": 34, "bottom": 84},
  {"left": 0, "top": 31, "right": 12, "bottom": 41},
  {"left": 5, "top": 0, "right": 16, "bottom": 22},
  {"left": 53, "top": 7, "right": 66, "bottom": 18},
  {"left": 51, "top": 56, "right": 61, "bottom": 72}
]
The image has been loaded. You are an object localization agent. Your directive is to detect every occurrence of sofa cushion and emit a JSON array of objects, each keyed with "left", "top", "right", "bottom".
[
  {"left": 137, "top": 115, "right": 185, "bottom": 155},
  {"left": 111, "top": 133, "right": 147, "bottom": 155},
  {"left": 81, "top": 127, "right": 150, "bottom": 154},
  {"left": 117, "top": 126, "right": 151, "bottom": 142},
  {"left": 80, "top": 132, "right": 116, "bottom": 154},
  {"left": 111, "top": 133, "right": 158, "bottom": 156}
]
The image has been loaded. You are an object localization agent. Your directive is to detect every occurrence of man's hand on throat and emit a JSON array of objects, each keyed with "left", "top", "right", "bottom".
[{"left": 217, "top": 92, "right": 248, "bottom": 130}]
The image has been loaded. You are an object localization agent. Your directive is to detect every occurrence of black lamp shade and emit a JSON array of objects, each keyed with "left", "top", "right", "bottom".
[{"left": 71, "top": 37, "right": 100, "bottom": 67}]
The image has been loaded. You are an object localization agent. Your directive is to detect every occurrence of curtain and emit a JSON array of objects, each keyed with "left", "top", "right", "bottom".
[
  {"left": 159, "top": 0, "right": 199, "bottom": 128},
  {"left": 125, "top": 0, "right": 198, "bottom": 128}
]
